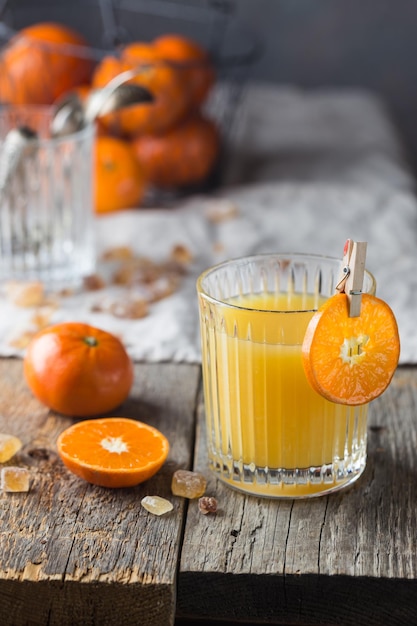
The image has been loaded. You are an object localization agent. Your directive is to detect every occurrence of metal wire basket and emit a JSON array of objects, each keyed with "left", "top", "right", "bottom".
[
  {"left": 0, "top": 0, "right": 262, "bottom": 202},
  {"left": 1, "top": 1, "right": 261, "bottom": 62}
]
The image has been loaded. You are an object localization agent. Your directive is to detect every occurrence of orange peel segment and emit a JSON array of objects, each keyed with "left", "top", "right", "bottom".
[
  {"left": 57, "top": 417, "right": 169, "bottom": 488},
  {"left": 302, "top": 293, "right": 400, "bottom": 405}
]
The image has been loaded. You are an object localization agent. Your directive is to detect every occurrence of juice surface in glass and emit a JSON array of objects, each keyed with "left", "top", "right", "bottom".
[{"left": 197, "top": 254, "right": 375, "bottom": 498}]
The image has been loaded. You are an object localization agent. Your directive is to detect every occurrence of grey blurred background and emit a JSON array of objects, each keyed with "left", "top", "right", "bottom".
[{"left": 2, "top": 0, "right": 417, "bottom": 174}]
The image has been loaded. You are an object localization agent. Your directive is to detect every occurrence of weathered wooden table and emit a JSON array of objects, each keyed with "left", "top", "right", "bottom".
[
  {"left": 0, "top": 359, "right": 416, "bottom": 626},
  {"left": 1, "top": 84, "right": 416, "bottom": 626}
]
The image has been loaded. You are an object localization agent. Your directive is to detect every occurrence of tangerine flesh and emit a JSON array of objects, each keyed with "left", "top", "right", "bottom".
[{"left": 302, "top": 293, "right": 400, "bottom": 405}]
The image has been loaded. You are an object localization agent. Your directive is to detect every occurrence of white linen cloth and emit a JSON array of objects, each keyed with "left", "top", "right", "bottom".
[
  {"left": 0, "top": 86, "right": 416, "bottom": 363},
  {"left": 0, "top": 182, "right": 416, "bottom": 364},
  {"left": 218, "top": 83, "right": 415, "bottom": 193}
]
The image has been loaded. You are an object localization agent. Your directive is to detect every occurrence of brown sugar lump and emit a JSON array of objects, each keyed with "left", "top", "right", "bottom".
[
  {"left": 0, "top": 434, "right": 22, "bottom": 462},
  {"left": 141, "top": 495, "right": 173, "bottom": 516},
  {"left": 1, "top": 466, "right": 30, "bottom": 492},
  {"left": 171, "top": 469, "right": 206, "bottom": 498}
]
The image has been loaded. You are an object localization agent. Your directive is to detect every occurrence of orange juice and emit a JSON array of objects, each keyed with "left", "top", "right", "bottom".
[
  {"left": 197, "top": 253, "right": 375, "bottom": 498},
  {"left": 204, "top": 292, "right": 368, "bottom": 496}
]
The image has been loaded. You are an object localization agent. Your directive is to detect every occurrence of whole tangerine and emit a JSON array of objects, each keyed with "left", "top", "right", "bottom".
[
  {"left": 153, "top": 33, "right": 215, "bottom": 108},
  {"left": 131, "top": 114, "right": 220, "bottom": 188},
  {"left": 24, "top": 322, "right": 134, "bottom": 417},
  {"left": 0, "top": 22, "right": 94, "bottom": 105},
  {"left": 95, "top": 135, "right": 146, "bottom": 213},
  {"left": 91, "top": 43, "right": 189, "bottom": 136}
]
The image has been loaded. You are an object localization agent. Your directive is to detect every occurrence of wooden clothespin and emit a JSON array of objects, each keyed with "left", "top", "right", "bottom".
[{"left": 335, "top": 239, "right": 367, "bottom": 317}]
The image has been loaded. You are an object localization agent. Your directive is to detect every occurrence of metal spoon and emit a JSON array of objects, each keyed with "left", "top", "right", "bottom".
[
  {"left": 0, "top": 70, "right": 154, "bottom": 199},
  {"left": 0, "top": 125, "right": 38, "bottom": 194},
  {"left": 49, "top": 93, "right": 85, "bottom": 139},
  {"left": 51, "top": 69, "right": 154, "bottom": 137}
]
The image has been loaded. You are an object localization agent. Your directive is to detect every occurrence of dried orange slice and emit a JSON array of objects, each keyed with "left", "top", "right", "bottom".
[
  {"left": 302, "top": 293, "right": 400, "bottom": 405},
  {"left": 57, "top": 417, "right": 169, "bottom": 488}
]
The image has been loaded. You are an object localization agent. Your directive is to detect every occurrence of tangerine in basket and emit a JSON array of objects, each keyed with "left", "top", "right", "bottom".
[
  {"left": 0, "top": 22, "right": 94, "bottom": 105},
  {"left": 57, "top": 417, "right": 169, "bottom": 488},
  {"left": 24, "top": 322, "right": 134, "bottom": 417},
  {"left": 153, "top": 33, "right": 215, "bottom": 108},
  {"left": 131, "top": 114, "right": 220, "bottom": 188},
  {"left": 92, "top": 43, "right": 189, "bottom": 136},
  {"left": 302, "top": 293, "right": 400, "bottom": 405},
  {"left": 95, "top": 135, "right": 146, "bottom": 213}
]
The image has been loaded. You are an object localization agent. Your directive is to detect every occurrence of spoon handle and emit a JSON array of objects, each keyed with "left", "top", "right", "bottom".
[
  {"left": 84, "top": 68, "right": 154, "bottom": 123},
  {"left": 0, "top": 126, "right": 38, "bottom": 193}
]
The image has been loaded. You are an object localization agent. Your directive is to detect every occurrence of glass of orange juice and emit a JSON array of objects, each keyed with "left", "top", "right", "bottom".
[{"left": 197, "top": 253, "right": 376, "bottom": 498}]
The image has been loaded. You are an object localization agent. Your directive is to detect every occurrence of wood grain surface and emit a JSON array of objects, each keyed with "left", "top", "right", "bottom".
[
  {"left": 1, "top": 358, "right": 416, "bottom": 626},
  {"left": 0, "top": 359, "right": 200, "bottom": 626},
  {"left": 177, "top": 366, "right": 417, "bottom": 625}
]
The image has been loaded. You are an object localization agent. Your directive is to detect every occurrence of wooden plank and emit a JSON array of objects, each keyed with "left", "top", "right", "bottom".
[
  {"left": 0, "top": 359, "right": 200, "bottom": 626},
  {"left": 177, "top": 366, "right": 417, "bottom": 625}
]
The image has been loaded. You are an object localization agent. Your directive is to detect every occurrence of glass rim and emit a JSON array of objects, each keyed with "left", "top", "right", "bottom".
[
  {"left": 196, "top": 252, "right": 377, "bottom": 314},
  {"left": 0, "top": 104, "right": 95, "bottom": 145}
]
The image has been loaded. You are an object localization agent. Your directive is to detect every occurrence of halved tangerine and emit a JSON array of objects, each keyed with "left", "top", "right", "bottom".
[
  {"left": 57, "top": 417, "right": 169, "bottom": 488},
  {"left": 302, "top": 293, "right": 400, "bottom": 405}
]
